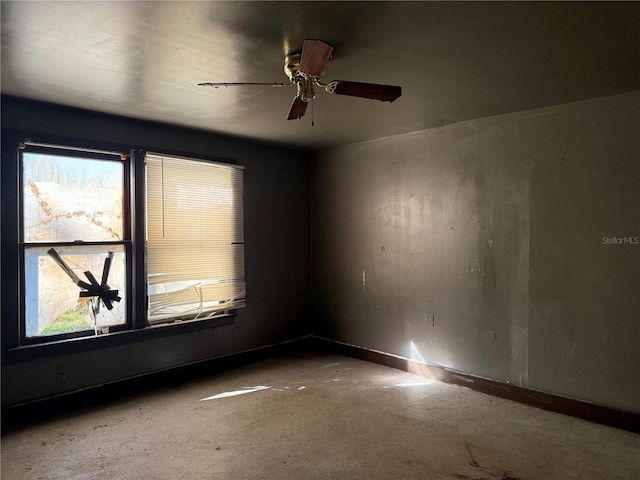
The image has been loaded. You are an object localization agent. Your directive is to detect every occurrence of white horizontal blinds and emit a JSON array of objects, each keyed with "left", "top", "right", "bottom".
[{"left": 145, "top": 153, "right": 245, "bottom": 323}]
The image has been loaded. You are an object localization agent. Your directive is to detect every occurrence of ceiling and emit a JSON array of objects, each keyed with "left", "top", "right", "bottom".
[{"left": 2, "top": 1, "right": 639, "bottom": 149}]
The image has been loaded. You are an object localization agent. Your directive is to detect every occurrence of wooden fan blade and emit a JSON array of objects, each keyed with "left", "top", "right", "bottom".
[
  {"left": 287, "top": 96, "right": 308, "bottom": 120},
  {"left": 330, "top": 81, "right": 402, "bottom": 102},
  {"left": 299, "top": 40, "right": 333, "bottom": 78}
]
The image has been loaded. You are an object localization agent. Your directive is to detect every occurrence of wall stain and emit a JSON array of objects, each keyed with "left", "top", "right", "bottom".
[{"left": 374, "top": 206, "right": 391, "bottom": 227}]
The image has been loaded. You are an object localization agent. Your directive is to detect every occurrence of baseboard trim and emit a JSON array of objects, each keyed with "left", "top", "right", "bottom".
[
  {"left": 4, "top": 335, "right": 638, "bottom": 434},
  {"left": 310, "top": 336, "right": 640, "bottom": 434}
]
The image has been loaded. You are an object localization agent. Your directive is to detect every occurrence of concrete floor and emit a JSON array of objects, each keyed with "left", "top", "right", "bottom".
[{"left": 2, "top": 352, "right": 639, "bottom": 480}]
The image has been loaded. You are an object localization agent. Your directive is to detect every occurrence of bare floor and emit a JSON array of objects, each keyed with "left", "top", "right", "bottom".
[{"left": 2, "top": 352, "right": 639, "bottom": 480}]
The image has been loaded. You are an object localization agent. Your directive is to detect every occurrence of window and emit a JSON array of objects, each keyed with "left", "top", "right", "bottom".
[
  {"left": 145, "top": 153, "right": 245, "bottom": 323},
  {"left": 20, "top": 145, "right": 129, "bottom": 340},
  {"left": 17, "top": 142, "right": 244, "bottom": 344}
]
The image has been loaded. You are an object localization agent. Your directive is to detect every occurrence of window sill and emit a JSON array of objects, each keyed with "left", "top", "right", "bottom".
[{"left": 3, "top": 314, "right": 235, "bottom": 364}]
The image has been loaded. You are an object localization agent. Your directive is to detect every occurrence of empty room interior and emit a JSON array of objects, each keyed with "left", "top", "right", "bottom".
[{"left": 1, "top": 2, "right": 639, "bottom": 479}]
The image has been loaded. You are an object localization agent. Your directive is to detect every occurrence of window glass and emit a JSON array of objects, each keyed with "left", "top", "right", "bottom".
[
  {"left": 24, "top": 245, "right": 126, "bottom": 337},
  {"left": 22, "top": 152, "right": 123, "bottom": 242}
]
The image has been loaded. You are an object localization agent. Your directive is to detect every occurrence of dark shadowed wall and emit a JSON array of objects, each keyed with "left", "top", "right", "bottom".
[
  {"left": 312, "top": 91, "right": 640, "bottom": 412},
  {"left": 1, "top": 96, "right": 312, "bottom": 406}
]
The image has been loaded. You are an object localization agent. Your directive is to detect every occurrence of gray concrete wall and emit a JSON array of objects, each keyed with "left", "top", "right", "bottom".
[
  {"left": 2, "top": 97, "right": 312, "bottom": 405},
  {"left": 312, "top": 91, "right": 640, "bottom": 412}
]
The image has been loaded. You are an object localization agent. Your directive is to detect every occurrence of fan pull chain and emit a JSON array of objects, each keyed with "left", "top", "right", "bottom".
[{"left": 311, "top": 96, "right": 315, "bottom": 126}]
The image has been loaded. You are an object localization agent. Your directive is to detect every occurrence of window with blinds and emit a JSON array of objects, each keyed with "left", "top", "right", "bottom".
[{"left": 145, "top": 153, "right": 245, "bottom": 324}]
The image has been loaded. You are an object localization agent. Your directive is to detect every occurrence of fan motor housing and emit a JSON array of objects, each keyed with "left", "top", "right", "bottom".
[
  {"left": 284, "top": 52, "right": 328, "bottom": 81},
  {"left": 284, "top": 53, "right": 302, "bottom": 81}
]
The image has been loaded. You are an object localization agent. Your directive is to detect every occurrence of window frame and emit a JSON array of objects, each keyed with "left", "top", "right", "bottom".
[
  {"left": 3, "top": 137, "right": 242, "bottom": 350},
  {"left": 18, "top": 142, "right": 133, "bottom": 344}
]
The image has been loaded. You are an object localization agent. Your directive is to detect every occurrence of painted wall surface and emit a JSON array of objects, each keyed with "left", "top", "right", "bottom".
[
  {"left": 1, "top": 97, "right": 312, "bottom": 406},
  {"left": 313, "top": 92, "right": 640, "bottom": 412}
]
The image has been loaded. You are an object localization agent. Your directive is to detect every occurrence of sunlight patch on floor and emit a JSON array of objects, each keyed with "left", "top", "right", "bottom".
[
  {"left": 394, "top": 379, "right": 437, "bottom": 388},
  {"left": 200, "top": 385, "right": 270, "bottom": 401}
]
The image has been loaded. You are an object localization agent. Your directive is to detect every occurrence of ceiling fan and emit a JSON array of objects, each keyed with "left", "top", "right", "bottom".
[{"left": 198, "top": 39, "right": 402, "bottom": 121}]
